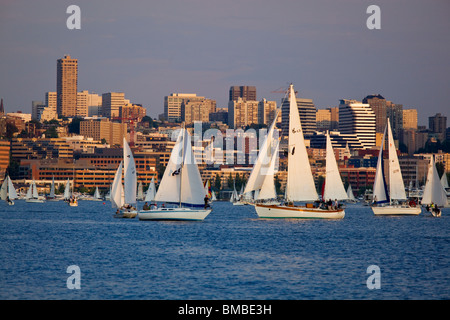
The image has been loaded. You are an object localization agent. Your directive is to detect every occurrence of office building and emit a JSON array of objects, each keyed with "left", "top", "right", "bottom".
[
  {"left": 386, "top": 101, "right": 403, "bottom": 140},
  {"left": 57, "top": 55, "right": 78, "bottom": 117},
  {"left": 102, "top": 92, "right": 125, "bottom": 119},
  {"left": 229, "top": 86, "right": 257, "bottom": 102},
  {"left": 181, "top": 99, "right": 216, "bottom": 124},
  {"left": 80, "top": 118, "right": 127, "bottom": 146},
  {"left": 228, "top": 98, "right": 259, "bottom": 128},
  {"left": 339, "top": 99, "right": 376, "bottom": 149},
  {"left": 258, "top": 99, "right": 278, "bottom": 126},
  {"left": 403, "top": 109, "right": 418, "bottom": 130},
  {"left": 164, "top": 93, "right": 208, "bottom": 122},
  {"left": 362, "top": 94, "right": 386, "bottom": 134},
  {"left": 429, "top": 113, "right": 447, "bottom": 142}
]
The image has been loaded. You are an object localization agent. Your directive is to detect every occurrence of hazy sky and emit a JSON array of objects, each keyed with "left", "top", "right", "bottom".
[{"left": 1, "top": 0, "right": 449, "bottom": 125}]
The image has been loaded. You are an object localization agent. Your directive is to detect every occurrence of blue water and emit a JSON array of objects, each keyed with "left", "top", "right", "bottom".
[{"left": 0, "top": 200, "right": 449, "bottom": 300}]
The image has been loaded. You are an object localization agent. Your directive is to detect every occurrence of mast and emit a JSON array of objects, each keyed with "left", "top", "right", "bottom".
[{"left": 179, "top": 123, "right": 186, "bottom": 207}]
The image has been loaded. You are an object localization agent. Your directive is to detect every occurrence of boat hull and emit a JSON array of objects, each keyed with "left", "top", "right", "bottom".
[
  {"left": 372, "top": 205, "right": 421, "bottom": 215},
  {"left": 26, "top": 198, "right": 45, "bottom": 203},
  {"left": 113, "top": 210, "right": 138, "bottom": 219},
  {"left": 138, "top": 207, "right": 211, "bottom": 221},
  {"left": 255, "top": 204, "right": 345, "bottom": 219}
]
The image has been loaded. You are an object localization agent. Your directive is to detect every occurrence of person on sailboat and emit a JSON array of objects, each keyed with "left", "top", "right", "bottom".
[{"left": 204, "top": 195, "right": 210, "bottom": 209}]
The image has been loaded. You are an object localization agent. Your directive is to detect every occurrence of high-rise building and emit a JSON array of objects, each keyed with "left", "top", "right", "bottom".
[
  {"left": 164, "top": 93, "right": 211, "bottom": 122},
  {"left": 403, "top": 109, "right": 418, "bottom": 130},
  {"left": 386, "top": 101, "right": 403, "bottom": 140},
  {"left": 181, "top": 99, "right": 216, "bottom": 124},
  {"left": 102, "top": 92, "right": 125, "bottom": 119},
  {"left": 228, "top": 98, "right": 259, "bottom": 128},
  {"left": 339, "top": 99, "right": 376, "bottom": 149},
  {"left": 77, "top": 91, "right": 102, "bottom": 118},
  {"left": 80, "top": 118, "right": 127, "bottom": 146},
  {"left": 362, "top": 94, "right": 386, "bottom": 134},
  {"left": 316, "top": 109, "right": 331, "bottom": 132},
  {"left": 57, "top": 55, "right": 78, "bottom": 118},
  {"left": 229, "top": 86, "right": 257, "bottom": 102},
  {"left": 281, "top": 95, "right": 316, "bottom": 137},
  {"left": 258, "top": 99, "right": 278, "bottom": 126},
  {"left": 429, "top": 113, "right": 447, "bottom": 142}
]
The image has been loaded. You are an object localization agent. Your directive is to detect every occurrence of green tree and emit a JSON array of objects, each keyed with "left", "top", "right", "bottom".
[{"left": 213, "top": 173, "right": 221, "bottom": 192}]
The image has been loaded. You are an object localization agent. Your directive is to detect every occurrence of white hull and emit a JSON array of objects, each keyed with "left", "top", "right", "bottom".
[
  {"left": 114, "top": 209, "right": 138, "bottom": 219},
  {"left": 138, "top": 207, "right": 211, "bottom": 221},
  {"left": 372, "top": 205, "right": 421, "bottom": 216},
  {"left": 255, "top": 204, "right": 345, "bottom": 219},
  {"left": 232, "top": 202, "right": 245, "bottom": 206},
  {"left": 69, "top": 202, "right": 78, "bottom": 207},
  {"left": 26, "top": 198, "right": 45, "bottom": 203}
]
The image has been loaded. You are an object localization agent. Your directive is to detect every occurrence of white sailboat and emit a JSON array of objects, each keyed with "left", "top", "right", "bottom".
[
  {"left": 1, "top": 175, "right": 18, "bottom": 205},
  {"left": 371, "top": 119, "right": 421, "bottom": 215},
  {"left": 138, "top": 127, "right": 212, "bottom": 221},
  {"left": 422, "top": 155, "right": 448, "bottom": 216},
  {"left": 92, "top": 186, "right": 102, "bottom": 201},
  {"left": 253, "top": 84, "right": 345, "bottom": 219},
  {"left": 63, "top": 178, "right": 71, "bottom": 200},
  {"left": 46, "top": 176, "right": 58, "bottom": 201},
  {"left": 26, "top": 180, "right": 45, "bottom": 203},
  {"left": 232, "top": 180, "right": 245, "bottom": 206},
  {"left": 323, "top": 132, "right": 348, "bottom": 203},
  {"left": 113, "top": 138, "right": 138, "bottom": 218},
  {"left": 346, "top": 184, "right": 357, "bottom": 203}
]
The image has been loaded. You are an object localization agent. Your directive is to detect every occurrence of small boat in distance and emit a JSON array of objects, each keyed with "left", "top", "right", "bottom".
[
  {"left": 422, "top": 155, "right": 448, "bottom": 216},
  {"left": 25, "top": 180, "right": 45, "bottom": 203},
  {"left": 1, "top": 175, "right": 18, "bottom": 205}
]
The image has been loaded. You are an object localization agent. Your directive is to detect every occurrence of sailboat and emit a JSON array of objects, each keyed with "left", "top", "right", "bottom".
[
  {"left": 1, "top": 175, "right": 18, "bottom": 205},
  {"left": 26, "top": 180, "right": 45, "bottom": 203},
  {"left": 371, "top": 119, "right": 421, "bottom": 215},
  {"left": 422, "top": 155, "right": 448, "bottom": 216},
  {"left": 138, "top": 127, "right": 212, "bottom": 221},
  {"left": 251, "top": 84, "right": 345, "bottom": 219},
  {"left": 346, "top": 184, "right": 357, "bottom": 204},
  {"left": 92, "top": 186, "right": 102, "bottom": 201},
  {"left": 46, "top": 176, "right": 58, "bottom": 201},
  {"left": 113, "top": 138, "right": 138, "bottom": 218},
  {"left": 232, "top": 180, "right": 244, "bottom": 205}
]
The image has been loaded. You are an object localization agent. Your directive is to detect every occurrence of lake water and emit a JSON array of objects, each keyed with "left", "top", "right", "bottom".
[{"left": 0, "top": 200, "right": 449, "bottom": 300}]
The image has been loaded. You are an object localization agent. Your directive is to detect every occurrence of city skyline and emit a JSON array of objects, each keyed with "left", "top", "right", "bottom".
[{"left": 1, "top": 1, "right": 449, "bottom": 126}]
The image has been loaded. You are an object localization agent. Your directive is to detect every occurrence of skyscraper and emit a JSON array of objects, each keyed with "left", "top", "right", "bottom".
[
  {"left": 362, "top": 94, "right": 386, "bottom": 134},
  {"left": 57, "top": 55, "right": 78, "bottom": 118},
  {"left": 339, "top": 99, "right": 376, "bottom": 148},
  {"left": 102, "top": 92, "right": 125, "bottom": 119},
  {"left": 229, "top": 86, "right": 257, "bottom": 102},
  {"left": 403, "top": 109, "right": 418, "bottom": 130},
  {"left": 429, "top": 113, "right": 447, "bottom": 142}
]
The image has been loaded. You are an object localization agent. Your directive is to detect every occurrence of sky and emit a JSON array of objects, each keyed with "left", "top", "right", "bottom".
[{"left": 0, "top": 0, "right": 449, "bottom": 126}]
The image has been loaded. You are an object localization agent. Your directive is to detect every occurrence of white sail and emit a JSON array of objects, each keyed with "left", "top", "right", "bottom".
[
  {"left": 123, "top": 138, "right": 137, "bottom": 205},
  {"left": 93, "top": 186, "right": 101, "bottom": 199},
  {"left": 144, "top": 177, "right": 156, "bottom": 202},
  {"left": 154, "top": 129, "right": 205, "bottom": 206},
  {"left": 32, "top": 181, "right": 39, "bottom": 198},
  {"left": 285, "top": 84, "right": 318, "bottom": 202},
  {"left": 323, "top": 132, "right": 348, "bottom": 201},
  {"left": 346, "top": 184, "right": 356, "bottom": 201},
  {"left": 422, "top": 156, "right": 448, "bottom": 206},
  {"left": 180, "top": 129, "right": 206, "bottom": 205},
  {"left": 137, "top": 182, "right": 144, "bottom": 200},
  {"left": 0, "top": 178, "right": 7, "bottom": 200},
  {"left": 387, "top": 119, "right": 407, "bottom": 200},
  {"left": 372, "top": 125, "right": 389, "bottom": 204},
  {"left": 154, "top": 129, "right": 183, "bottom": 204},
  {"left": 49, "top": 177, "right": 55, "bottom": 198},
  {"left": 7, "top": 176, "right": 18, "bottom": 199},
  {"left": 26, "top": 183, "right": 32, "bottom": 199},
  {"left": 211, "top": 190, "right": 217, "bottom": 201},
  {"left": 111, "top": 161, "right": 124, "bottom": 209},
  {"left": 441, "top": 173, "right": 449, "bottom": 189},
  {"left": 257, "top": 141, "right": 279, "bottom": 200},
  {"left": 244, "top": 109, "right": 280, "bottom": 194},
  {"left": 64, "top": 179, "right": 71, "bottom": 199}
]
